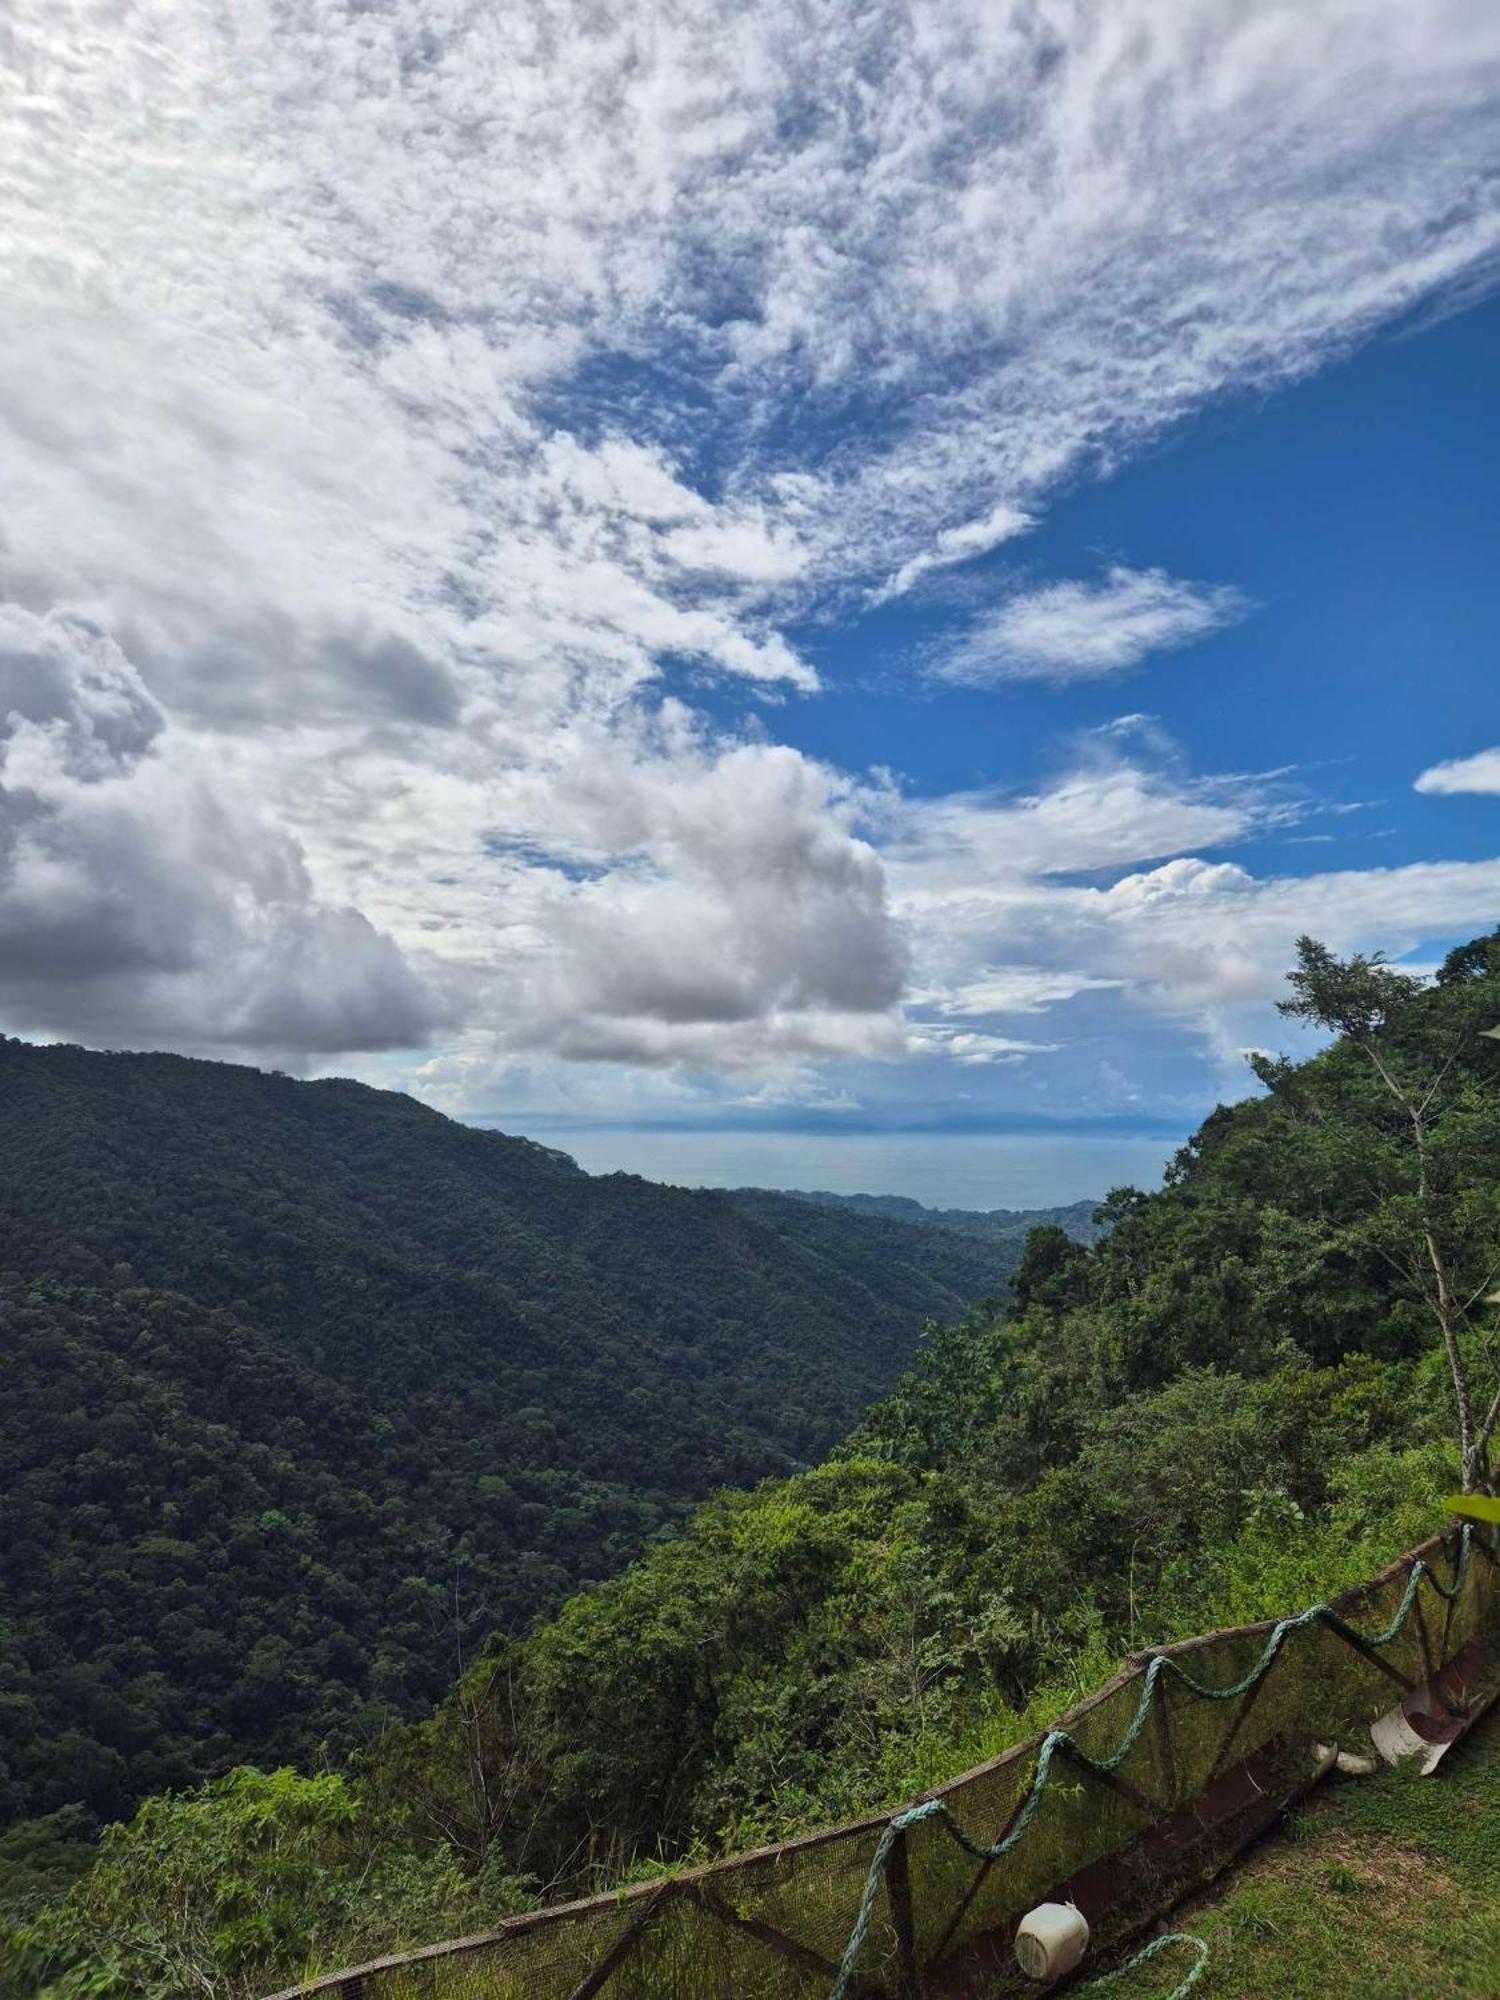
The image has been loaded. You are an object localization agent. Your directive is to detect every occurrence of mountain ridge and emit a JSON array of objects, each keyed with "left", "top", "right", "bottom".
[{"left": 0, "top": 1036, "right": 1012, "bottom": 1829}]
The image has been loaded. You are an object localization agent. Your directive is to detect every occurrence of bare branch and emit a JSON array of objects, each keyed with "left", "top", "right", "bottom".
[
  {"left": 1461, "top": 1248, "right": 1500, "bottom": 1317},
  {"left": 1416, "top": 1033, "right": 1472, "bottom": 1121},
  {"left": 1474, "top": 1378, "right": 1500, "bottom": 1465}
]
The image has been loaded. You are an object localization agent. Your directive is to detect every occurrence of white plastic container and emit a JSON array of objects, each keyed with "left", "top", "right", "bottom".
[
  {"left": 1370, "top": 1701, "right": 1453, "bottom": 1775},
  {"left": 1015, "top": 1901, "right": 1090, "bottom": 1981}
]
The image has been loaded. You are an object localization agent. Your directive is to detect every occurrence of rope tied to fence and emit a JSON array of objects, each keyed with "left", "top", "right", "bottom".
[{"left": 825, "top": 1527, "right": 1475, "bottom": 2000}]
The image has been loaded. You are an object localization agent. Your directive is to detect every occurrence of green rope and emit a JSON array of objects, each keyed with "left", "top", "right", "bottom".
[
  {"left": 825, "top": 1528, "right": 1473, "bottom": 1999},
  {"left": 1082, "top": 1931, "right": 1210, "bottom": 1999}
]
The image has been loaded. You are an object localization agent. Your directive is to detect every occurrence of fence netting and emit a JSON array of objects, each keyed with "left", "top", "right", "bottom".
[{"left": 269, "top": 1524, "right": 1497, "bottom": 2000}]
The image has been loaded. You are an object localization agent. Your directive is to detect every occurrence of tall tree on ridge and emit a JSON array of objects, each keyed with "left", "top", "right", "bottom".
[{"left": 1274, "top": 932, "right": 1500, "bottom": 1492}]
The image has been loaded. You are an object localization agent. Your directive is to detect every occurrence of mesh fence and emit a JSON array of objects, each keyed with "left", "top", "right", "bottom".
[{"left": 267, "top": 1523, "right": 1498, "bottom": 2000}]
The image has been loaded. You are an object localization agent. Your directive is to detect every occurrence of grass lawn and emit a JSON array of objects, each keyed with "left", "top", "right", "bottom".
[{"left": 1089, "top": 1704, "right": 1500, "bottom": 1998}]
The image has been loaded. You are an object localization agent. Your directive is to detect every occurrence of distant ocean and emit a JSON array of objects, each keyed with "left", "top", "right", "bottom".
[{"left": 491, "top": 1127, "right": 1186, "bottom": 1211}]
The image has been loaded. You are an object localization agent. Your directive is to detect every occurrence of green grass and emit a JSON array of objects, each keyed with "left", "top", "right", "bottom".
[{"left": 1093, "top": 1704, "right": 1500, "bottom": 1998}]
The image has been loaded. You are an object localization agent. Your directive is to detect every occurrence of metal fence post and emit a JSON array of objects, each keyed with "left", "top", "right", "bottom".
[{"left": 886, "top": 1827, "right": 921, "bottom": 1999}]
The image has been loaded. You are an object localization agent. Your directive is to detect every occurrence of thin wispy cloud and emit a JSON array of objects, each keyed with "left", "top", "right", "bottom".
[
  {"left": 933, "top": 568, "right": 1251, "bottom": 686},
  {"left": 872, "top": 505, "right": 1035, "bottom": 605}
]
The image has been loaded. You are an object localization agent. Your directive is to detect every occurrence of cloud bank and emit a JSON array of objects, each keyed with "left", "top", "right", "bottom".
[{"left": 1, "top": 0, "right": 1498, "bottom": 1109}]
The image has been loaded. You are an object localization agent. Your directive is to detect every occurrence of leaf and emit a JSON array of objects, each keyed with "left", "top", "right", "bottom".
[{"left": 1442, "top": 1493, "right": 1500, "bottom": 1523}]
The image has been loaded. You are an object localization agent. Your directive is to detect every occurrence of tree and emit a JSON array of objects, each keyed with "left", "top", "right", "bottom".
[
  {"left": 2, "top": 1767, "right": 524, "bottom": 1999},
  {"left": 1009, "top": 1226, "right": 1089, "bottom": 1314},
  {"left": 1276, "top": 933, "right": 1500, "bottom": 1490}
]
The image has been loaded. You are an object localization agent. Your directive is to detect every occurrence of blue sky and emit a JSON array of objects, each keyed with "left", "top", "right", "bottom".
[
  {"left": 2, "top": 1, "right": 1499, "bottom": 1199},
  {"left": 790, "top": 297, "right": 1499, "bottom": 851}
]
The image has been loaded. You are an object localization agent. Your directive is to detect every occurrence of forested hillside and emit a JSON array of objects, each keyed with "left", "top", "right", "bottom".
[
  {"left": 374, "top": 913, "right": 1500, "bottom": 1898},
  {"left": 8, "top": 931, "right": 1500, "bottom": 1999},
  {"left": 0, "top": 1039, "right": 1008, "bottom": 1835}
]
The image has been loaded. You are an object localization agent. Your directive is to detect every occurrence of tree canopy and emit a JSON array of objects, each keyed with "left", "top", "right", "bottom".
[{"left": 0, "top": 1037, "right": 1012, "bottom": 1837}]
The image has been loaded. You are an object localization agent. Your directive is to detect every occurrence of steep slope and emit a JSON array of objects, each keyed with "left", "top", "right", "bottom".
[
  {"left": 353, "top": 930, "right": 1500, "bottom": 1895},
  {"left": 0, "top": 1038, "right": 1004, "bottom": 1825}
]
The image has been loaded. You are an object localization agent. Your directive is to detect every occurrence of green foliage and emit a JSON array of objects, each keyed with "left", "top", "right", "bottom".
[
  {"left": 373, "top": 930, "right": 1500, "bottom": 1903},
  {"left": 2, "top": 1768, "right": 527, "bottom": 2000},
  {"left": 1273, "top": 931, "right": 1500, "bottom": 1486},
  {"left": 0, "top": 1815, "right": 96, "bottom": 1936},
  {"left": 364, "top": 1354, "right": 1450, "bottom": 1904},
  {"left": 0, "top": 1036, "right": 1009, "bottom": 1828}
]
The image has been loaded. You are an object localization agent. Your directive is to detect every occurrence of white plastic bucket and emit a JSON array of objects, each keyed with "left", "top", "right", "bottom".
[{"left": 1015, "top": 1901, "right": 1090, "bottom": 1981}]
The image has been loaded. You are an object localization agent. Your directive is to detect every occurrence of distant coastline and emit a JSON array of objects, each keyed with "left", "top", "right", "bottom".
[{"left": 470, "top": 1124, "right": 1184, "bottom": 1210}]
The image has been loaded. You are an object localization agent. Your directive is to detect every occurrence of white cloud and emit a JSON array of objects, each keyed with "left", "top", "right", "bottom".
[
  {"left": 494, "top": 742, "right": 909, "bottom": 1062},
  {"left": 874, "top": 504, "right": 1035, "bottom": 604},
  {"left": 916, "top": 968, "right": 1126, "bottom": 1017},
  {"left": 870, "top": 749, "right": 1500, "bottom": 1113},
  {"left": 908, "top": 1025, "right": 1059, "bottom": 1066},
  {"left": 1069, "top": 853, "right": 1500, "bottom": 1039},
  {"left": 934, "top": 568, "right": 1250, "bottom": 686},
  {"left": 0, "top": 608, "right": 442, "bottom": 1054},
  {"left": 889, "top": 767, "right": 1271, "bottom": 894},
  {"left": 0, "top": 0, "right": 1498, "bottom": 1092},
  {"left": 1415, "top": 747, "right": 1500, "bottom": 794}
]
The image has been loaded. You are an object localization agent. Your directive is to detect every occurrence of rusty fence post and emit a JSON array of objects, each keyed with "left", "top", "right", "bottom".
[{"left": 886, "top": 1827, "right": 921, "bottom": 1999}]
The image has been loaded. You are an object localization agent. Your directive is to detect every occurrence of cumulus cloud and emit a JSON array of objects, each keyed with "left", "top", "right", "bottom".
[
  {"left": 934, "top": 568, "right": 1250, "bottom": 686},
  {"left": 1415, "top": 747, "right": 1500, "bottom": 794},
  {"left": 468, "top": 740, "right": 908, "bottom": 1067},
  {"left": 1072, "top": 853, "right": 1500, "bottom": 1025},
  {"left": 0, "top": 609, "right": 441, "bottom": 1055},
  {"left": 0, "top": 610, "right": 162, "bottom": 780},
  {"left": 888, "top": 777, "right": 1500, "bottom": 1112}
]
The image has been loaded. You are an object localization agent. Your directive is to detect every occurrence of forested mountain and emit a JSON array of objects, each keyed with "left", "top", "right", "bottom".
[
  {"left": 747, "top": 1188, "right": 1105, "bottom": 1246},
  {"left": 359, "top": 932, "right": 1500, "bottom": 1899},
  {"left": 0, "top": 1038, "right": 1008, "bottom": 1835},
  {"left": 11, "top": 932, "right": 1498, "bottom": 2000}
]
